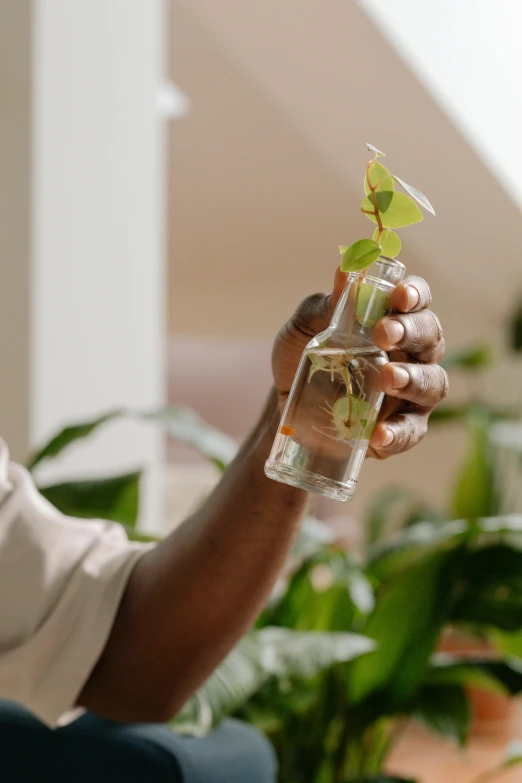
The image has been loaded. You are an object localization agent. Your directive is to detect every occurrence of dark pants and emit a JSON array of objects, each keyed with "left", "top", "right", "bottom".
[{"left": 0, "top": 700, "right": 277, "bottom": 783}]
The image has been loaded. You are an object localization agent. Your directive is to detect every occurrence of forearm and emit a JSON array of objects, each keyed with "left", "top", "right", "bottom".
[{"left": 79, "top": 389, "right": 307, "bottom": 722}]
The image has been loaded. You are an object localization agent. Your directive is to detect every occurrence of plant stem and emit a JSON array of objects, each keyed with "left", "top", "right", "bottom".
[{"left": 365, "top": 159, "right": 384, "bottom": 243}]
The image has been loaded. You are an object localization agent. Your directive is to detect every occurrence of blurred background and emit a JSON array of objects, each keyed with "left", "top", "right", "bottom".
[
  {"left": 168, "top": 0, "right": 522, "bottom": 528},
  {"left": 2, "top": 0, "right": 522, "bottom": 529},
  {"left": 3, "top": 2, "right": 522, "bottom": 780}
]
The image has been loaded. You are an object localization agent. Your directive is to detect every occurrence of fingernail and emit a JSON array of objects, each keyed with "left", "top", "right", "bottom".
[
  {"left": 373, "top": 426, "right": 394, "bottom": 448},
  {"left": 391, "top": 366, "right": 410, "bottom": 390},
  {"left": 405, "top": 285, "right": 420, "bottom": 310},
  {"left": 380, "top": 427, "right": 394, "bottom": 447},
  {"left": 383, "top": 320, "right": 405, "bottom": 348}
]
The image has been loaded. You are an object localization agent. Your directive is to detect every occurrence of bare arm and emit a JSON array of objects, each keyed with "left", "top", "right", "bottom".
[
  {"left": 79, "top": 271, "right": 447, "bottom": 723},
  {"left": 79, "top": 389, "right": 307, "bottom": 722}
]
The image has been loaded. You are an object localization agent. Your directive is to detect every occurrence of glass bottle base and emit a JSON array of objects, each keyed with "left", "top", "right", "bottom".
[{"left": 264, "top": 461, "right": 356, "bottom": 502}]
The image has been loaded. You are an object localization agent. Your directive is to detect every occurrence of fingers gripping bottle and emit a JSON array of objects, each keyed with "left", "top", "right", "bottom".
[{"left": 265, "top": 257, "right": 405, "bottom": 501}]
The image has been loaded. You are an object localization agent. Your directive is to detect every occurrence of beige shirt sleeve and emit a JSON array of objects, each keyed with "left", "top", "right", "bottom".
[{"left": 0, "top": 439, "right": 152, "bottom": 726}]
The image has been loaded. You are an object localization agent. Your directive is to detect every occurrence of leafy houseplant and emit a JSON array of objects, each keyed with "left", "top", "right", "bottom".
[
  {"left": 339, "top": 143, "right": 435, "bottom": 275},
  {"left": 29, "top": 412, "right": 522, "bottom": 783}
]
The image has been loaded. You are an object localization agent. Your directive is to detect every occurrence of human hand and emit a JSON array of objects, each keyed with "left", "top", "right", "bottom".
[{"left": 272, "top": 267, "right": 447, "bottom": 459}]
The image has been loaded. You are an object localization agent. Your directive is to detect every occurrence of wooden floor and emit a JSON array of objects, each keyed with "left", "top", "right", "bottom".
[{"left": 386, "top": 701, "right": 522, "bottom": 782}]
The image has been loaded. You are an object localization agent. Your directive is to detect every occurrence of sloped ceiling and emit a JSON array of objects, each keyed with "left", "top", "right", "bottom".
[{"left": 169, "top": 0, "right": 522, "bottom": 349}]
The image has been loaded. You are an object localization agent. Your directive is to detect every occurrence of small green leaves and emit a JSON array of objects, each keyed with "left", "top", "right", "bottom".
[
  {"left": 373, "top": 228, "right": 401, "bottom": 258},
  {"left": 338, "top": 144, "right": 433, "bottom": 289},
  {"left": 340, "top": 239, "right": 382, "bottom": 273},
  {"left": 361, "top": 191, "right": 423, "bottom": 229},
  {"left": 393, "top": 175, "right": 435, "bottom": 215},
  {"left": 365, "top": 161, "right": 394, "bottom": 195},
  {"left": 366, "top": 142, "right": 385, "bottom": 157},
  {"left": 362, "top": 190, "right": 394, "bottom": 214},
  {"left": 332, "top": 395, "right": 377, "bottom": 440}
]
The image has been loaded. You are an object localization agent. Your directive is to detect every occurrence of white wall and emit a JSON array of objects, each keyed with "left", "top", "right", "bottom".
[
  {"left": 0, "top": 0, "right": 168, "bottom": 531},
  {"left": 358, "top": 0, "right": 522, "bottom": 209}
]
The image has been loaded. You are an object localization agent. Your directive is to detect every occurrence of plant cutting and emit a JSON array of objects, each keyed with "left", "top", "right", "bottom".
[{"left": 265, "top": 144, "right": 435, "bottom": 503}]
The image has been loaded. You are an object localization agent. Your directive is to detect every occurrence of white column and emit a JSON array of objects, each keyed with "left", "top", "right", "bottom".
[{"left": 0, "top": 0, "right": 167, "bottom": 532}]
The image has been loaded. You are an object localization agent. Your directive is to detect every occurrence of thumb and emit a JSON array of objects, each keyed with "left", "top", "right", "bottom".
[
  {"left": 290, "top": 266, "right": 347, "bottom": 339},
  {"left": 331, "top": 266, "right": 348, "bottom": 311}
]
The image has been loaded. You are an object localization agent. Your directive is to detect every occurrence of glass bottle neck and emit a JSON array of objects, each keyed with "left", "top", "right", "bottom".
[{"left": 325, "top": 257, "right": 406, "bottom": 348}]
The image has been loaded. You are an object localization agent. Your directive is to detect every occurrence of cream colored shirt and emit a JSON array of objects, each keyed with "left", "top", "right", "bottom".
[{"left": 0, "top": 439, "right": 150, "bottom": 726}]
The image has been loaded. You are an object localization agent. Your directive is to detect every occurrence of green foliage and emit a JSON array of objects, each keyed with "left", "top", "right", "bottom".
[
  {"left": 341, "top": 239, "right": 382, "bottom": 273},
  {"left": 391, "top": 176, "right": 435, "bottom": 216},
  {"left": 27, "top": 410, "right": 124, "bottom": 470},
  {"left": 339, "top": 144, "right": 433, "bottom": 271},
  {"left": 39, "top": 471, "right": 141, "bottom": 526},
  {"left": 373, "top": 228, "right": 401, "bottom": 259},
  {"left": 365, "top": 162, "right": 393, "bottom": 196},
  {"left": 361, "top": 192, "right": 423, "bottom": 229},
  {"left": 412, "top": 683, "right": 470, "bottom": 745},
  {"left": 28, "top": 406, "right": 237, "bottom": 474},
  {"left": 426, "top": 654, "right": 522, "bottom": 697},
  {"left": 441, "top": 345, "right": 492, "bottom": 371},
  {"left": 223, "top": 516, "right": 522, "bottom": 780},
  {"left": 348, "top": 557, "right": 446, "bottom": 705},
  {"left": 451, "top": 413, "right": 499, "bottom": 519},
  {"left": 171, "top": 627, "right": 374, "bottom": 736},
  {"left": 362, "top": 191, "right": 395, "bottom": 215},
  {"left": 509, "top": 299, "right": 522, "bottom": 352}
]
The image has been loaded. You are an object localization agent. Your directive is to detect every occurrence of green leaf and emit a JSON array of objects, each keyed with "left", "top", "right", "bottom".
[
  {"left": 367, "top": 519, "right": 469, "bottom": 581},
  {"left": 450, "top": 545, "right": 522, "bottom": 631},
  {"left": 366, "top": 143, "right": 386, "bottom": 157},
  {"left": 392, "top": 175, "right": 435, "bottom": 215},
  {"left": 28, "top": 406, "right": 237, "bottom": 473},
  {"left": 510, "top": 300, "right": 522, "bottom": 352},
  {"left": 332, "top": 394, "right": 377, "bottom": 440},
  {"left": 412, "top": 683, "right": 470, "bottom": 745},
  {"left": 170, "top": 627, "right": 374, "bottom": 735},
  {"left": 361, "top": 192, "right": 423, "bottom": 229},
  {"left": 346, "top": 569, "right": 376, "bottom": 615},
  {"left": 365, "top": 162, "right": 394, "bottom": 196},
  {"left": 441, "top": 346, "right": 492, "bottom": 371},
  {"left": 27, "top": 409, "right": 124, "bottom": 470},
  {"left": 362, "top": 191, "right": 394, "bottom": 214},
  {"left": 258, "top": 627, "right": 375, "bottom": 680},
  {"left": 373, "top": 228, "right": 401, "bottom": 259},
  {"left": 504, "top": 740, "right": 522, "bottom": 767},
  {"left": 451, "top": 413, "right": 499, "bottom": 519},
  {"left": 171, "top": 632, "right": 265, "bottom": 735},
  {"left": 426, "top": 654, "right": 522, "bottom": 697},
  {"left": 39, "top": 471, "right": 141, "bottom": 526},
  {"left": 142, "top": 407, "right": 237, "bottom": 471},
  {"left": 491, "top": 628, "right": 522, "bottom": 659},
  {"left": 348, "top": 557, "right": 446, "bottom": 705},
  {"left": 339, "top": 245, "right": 348, "bottom": 255},
  {"left": 341, "top": 239, "right": 382, "bottom": 274},
  {"left": 356, "top": 283, "right": 389, "bottom": 328}
]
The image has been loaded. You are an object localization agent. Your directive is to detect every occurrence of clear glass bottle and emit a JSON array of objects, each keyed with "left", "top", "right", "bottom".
[{"left": 265, "top": 256, "right": 406, "bottom": 501}]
